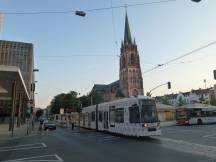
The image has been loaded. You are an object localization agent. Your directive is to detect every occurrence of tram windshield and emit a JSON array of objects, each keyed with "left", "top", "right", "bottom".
[{"left": 139, "top": 99, "right": 158, "bottom": 123}]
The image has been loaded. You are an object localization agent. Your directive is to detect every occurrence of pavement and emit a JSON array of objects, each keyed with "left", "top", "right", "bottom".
[
  {"left": 1, "top": 124, "right": 216, "bottom": 162},
  {"left": 0, "top": 123, "right": 37, "bottom": 142}
]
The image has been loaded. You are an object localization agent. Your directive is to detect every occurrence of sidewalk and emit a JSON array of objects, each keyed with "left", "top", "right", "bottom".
[{"left": 0, "top": 123, "right": 36, "bottom": 141}]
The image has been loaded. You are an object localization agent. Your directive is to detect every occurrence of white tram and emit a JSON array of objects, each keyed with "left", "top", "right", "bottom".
[{"left": 80, "top": 96, "right": 161, "bottom": 137}]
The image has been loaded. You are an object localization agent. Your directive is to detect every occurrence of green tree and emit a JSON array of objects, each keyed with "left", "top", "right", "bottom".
[
  {"left": 162, "top": 96, "right": 169, "bottom": 105},
  {"left": 210, "top": 96, "right": 216, "bottom": 106},
  {"left": 146, "top": 92, "right": 151, "bottom": 97},
  {"left": 35, "top": 109, "right": 43, "bottom": 120},
  {"left": 199, "top": 94, "right": 205, "bottom": 103},
  {"left": 178, "top": 96, "right": 185, "bottom": 106}
]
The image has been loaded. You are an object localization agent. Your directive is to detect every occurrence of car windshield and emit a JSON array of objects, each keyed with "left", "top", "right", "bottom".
[{"left": 139, "top": 99, "right": 158, "bottom": 123}]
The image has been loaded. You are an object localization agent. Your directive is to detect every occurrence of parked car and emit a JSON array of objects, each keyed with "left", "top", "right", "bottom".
[{"left": 44, "top": 121, "right": 56, "bottom": 130}]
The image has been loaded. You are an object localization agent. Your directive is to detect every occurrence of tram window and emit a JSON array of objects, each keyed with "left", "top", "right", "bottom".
[
  {"left": 129, "top": 104, "right": 140, "bottom": 123},
  {"left": 99, "top": 111, "right": 103, "bottom": 122},
  {"left": 115, "top": 108, "right": 124, "bottom": 123},
  {"left": 109, "top": 106, "right": 115, "bottom": 123},
  {"left": 91, "top": 111, "right": 95, "bottom": 121}
]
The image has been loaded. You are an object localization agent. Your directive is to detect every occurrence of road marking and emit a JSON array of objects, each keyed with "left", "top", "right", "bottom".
[
  {"left": 55, "top": 154, "right": 64, "bottom": 162},
  {"left": 0, "top": 142, "right": 47, "bottom": 152},
  {"left": 155, "top": 137, "right": 216, "bottom": 158},
  {"left": 203, "top": 133, "right": 216, "bottom": 139},
  {"left": 101, "top": 137, "right": 121, "bottom": 141},
  {"left": 1, "top": 154, "right": 63, "bottom": 162}
]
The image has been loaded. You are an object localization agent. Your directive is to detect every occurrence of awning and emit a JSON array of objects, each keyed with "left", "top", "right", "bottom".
[{"left": 0, "top": 65, "right": 30, "bottom": 100}]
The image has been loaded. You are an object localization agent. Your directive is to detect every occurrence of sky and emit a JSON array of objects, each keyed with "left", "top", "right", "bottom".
[{"left": 1, "top": 0, "right": 216, "bottom": 108}]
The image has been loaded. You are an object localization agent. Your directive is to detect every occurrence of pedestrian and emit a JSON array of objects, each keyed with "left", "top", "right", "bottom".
[{"left": 71, "top": 122, "right": 74, "bottom": 130}]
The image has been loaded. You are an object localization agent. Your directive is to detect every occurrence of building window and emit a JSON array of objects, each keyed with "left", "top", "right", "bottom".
[
  {"left": 131, "top": 53, "right": 135, "bottom": 65},
  {"left": 129, "top": 104, "right": 140, "bottom": 123},
  {"left": 115, "top": 108, "right": 124, "bottom": 123}
]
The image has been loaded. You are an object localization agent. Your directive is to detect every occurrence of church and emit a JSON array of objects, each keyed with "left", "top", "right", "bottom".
[{"left": 92, "top": 13, "right": 144, "bottom": 102}]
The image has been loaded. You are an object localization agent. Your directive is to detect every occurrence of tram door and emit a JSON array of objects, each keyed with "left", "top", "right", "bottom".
[
  {"left": 96, "top": 105, "right": 98, "bottom": 131},
  {"left": 104, "top": 111, "right": 108, "bottom": 129},
  {"left": 88, "top": 113, "right": 91, "bottom": 128}
]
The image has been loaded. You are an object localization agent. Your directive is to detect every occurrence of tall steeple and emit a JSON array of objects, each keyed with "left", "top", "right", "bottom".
[
  {"left": 124, "top": 12, "right": 132, "bottom": 44},
  {"left": 120, "top": 12, "right": 144, "bottom": 97}
]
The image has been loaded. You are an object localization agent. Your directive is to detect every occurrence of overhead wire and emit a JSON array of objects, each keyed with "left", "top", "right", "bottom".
[
  {"left": 3, "top": 0, "right": 177, "bottom": 15},
  {"left": 143, "top": 40, "right": 216, "bottom": 74}
]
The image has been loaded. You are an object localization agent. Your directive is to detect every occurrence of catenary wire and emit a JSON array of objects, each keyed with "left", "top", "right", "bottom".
[
  {"left": 143, "top": 40, "right": 216, "bottom": 74},
  {"left": 3, "top": 0, "right": 177, "bottom": 15}
]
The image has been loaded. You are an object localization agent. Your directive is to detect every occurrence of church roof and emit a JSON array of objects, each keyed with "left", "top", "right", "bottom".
[
  {"left": 124, "top": 12, "right": 132, "bottom": 44},
  {"left": 92, "top": 84, "right": 107, "bottom": 91}
]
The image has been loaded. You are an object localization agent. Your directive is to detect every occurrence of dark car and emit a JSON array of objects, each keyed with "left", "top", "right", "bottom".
[{"left": 44, "top": 121, "right": 56, "bottom": 130}]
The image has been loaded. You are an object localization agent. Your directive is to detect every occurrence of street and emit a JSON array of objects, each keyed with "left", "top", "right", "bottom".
[{"left": 1, "top": 124, "right": 216, "bottom": 162}]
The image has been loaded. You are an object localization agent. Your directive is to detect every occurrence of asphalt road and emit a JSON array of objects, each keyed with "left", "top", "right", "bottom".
[{"left": 0, "top": 125, "right": 216, "bottom": 162}]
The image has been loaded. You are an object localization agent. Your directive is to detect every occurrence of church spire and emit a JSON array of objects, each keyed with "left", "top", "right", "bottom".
[{"left": 124, "top": 12, "right": 132, "bottom": 44}]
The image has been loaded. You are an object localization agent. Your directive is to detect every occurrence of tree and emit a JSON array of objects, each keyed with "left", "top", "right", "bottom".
[
  {"left": 178, "top": 96, "right": 185, "bottom": 106},
  {"left": 35, "top": 109, "right": 44, "bottom": 120},
  {"left": 199, "top": 94, "right": 205, "bottom": 103},
  {"left": 146, "top": 92, "right": 151, "bottom": 97},
  {"left": 162, "top": 96, "right": 169, "bottom": 105},
  {"left": 210, "top": 96, "right": 216, "bottom": 106}
]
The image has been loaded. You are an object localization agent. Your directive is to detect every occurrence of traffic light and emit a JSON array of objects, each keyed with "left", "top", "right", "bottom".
[
  {"left": 214, "top": 70, "right": 216, "bottom": 80},
  {"left": 167, "top": 82, "right": 171, "bottom": 89}
]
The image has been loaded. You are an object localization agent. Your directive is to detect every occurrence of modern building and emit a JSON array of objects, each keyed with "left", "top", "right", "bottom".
[
  {"left": 0, "top": 40, "right": 34, "bottom": 127},
  {"left": 92, "top": 13, "right": 144, "bottom": 102},
  {"left": 0, "top": 40, "right": 34, "bottom": 95}
]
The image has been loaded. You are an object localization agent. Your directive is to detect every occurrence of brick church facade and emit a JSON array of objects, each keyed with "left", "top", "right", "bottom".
[{"left": 92, "top": 13, "right": 144, "bottom": 102}]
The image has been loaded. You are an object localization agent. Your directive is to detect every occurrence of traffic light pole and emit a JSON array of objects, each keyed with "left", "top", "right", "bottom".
[{"left": 147, "top": 82, "right": 171, "bottom": 97}]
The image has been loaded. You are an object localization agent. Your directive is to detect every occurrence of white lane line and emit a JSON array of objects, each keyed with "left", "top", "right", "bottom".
[
  {"left": 55, "top": 154, "right": 64, "bottom": 162},
  {"left": 1, "top": 154, "right": 63, "bottom": 162},
  {"left": 195, "top": 158, "right": 216, "bottom": 162},
  {"left": 155, "top": 136, "right": 216, "bottom": 158},
  {"left": 0, "top": 143, "right": 47, "bottom": 152},
  {"left": 0, "top": 143, "right": 45, "bottom": 149},
  {"left": 203, "top": 134, "right": 216, "bottom": 139},
  {"left": 102, "top": 137, "right": 121, "bottom": 141}
]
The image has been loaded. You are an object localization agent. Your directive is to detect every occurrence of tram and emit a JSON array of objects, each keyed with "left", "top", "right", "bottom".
[{"left": 80, "top": 96, "right": 161, "bottom": 137}]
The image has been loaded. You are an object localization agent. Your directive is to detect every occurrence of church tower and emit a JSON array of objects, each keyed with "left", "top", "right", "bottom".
[{"left": 119, "top": 12, "right": 144, "bottom": 97}]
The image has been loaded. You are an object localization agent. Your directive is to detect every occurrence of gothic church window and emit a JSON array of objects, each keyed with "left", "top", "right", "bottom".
[{"left": 131, "top": 53, "right": 135, "bottom": 65}]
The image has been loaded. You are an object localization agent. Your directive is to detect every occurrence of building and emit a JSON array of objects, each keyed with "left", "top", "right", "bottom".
[
  {"left": 92, "top": 13, "right": 144, "bottom": 102},
  {"left": 156, "top": 103, "right": 176, "bottom": 122},
  {"left": 0, "top": 40, "right": 34, "bottom": 95},
  {"left": 0, "top": 40, "right": 34, "bottom": 126},
  {"left": 156, "top": 87, "right": 215, "bottom": 106}
]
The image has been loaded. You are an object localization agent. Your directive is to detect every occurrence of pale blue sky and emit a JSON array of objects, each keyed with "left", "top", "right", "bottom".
[{"left": 1, "top": 0, "right": 216, "bottom": 108}]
